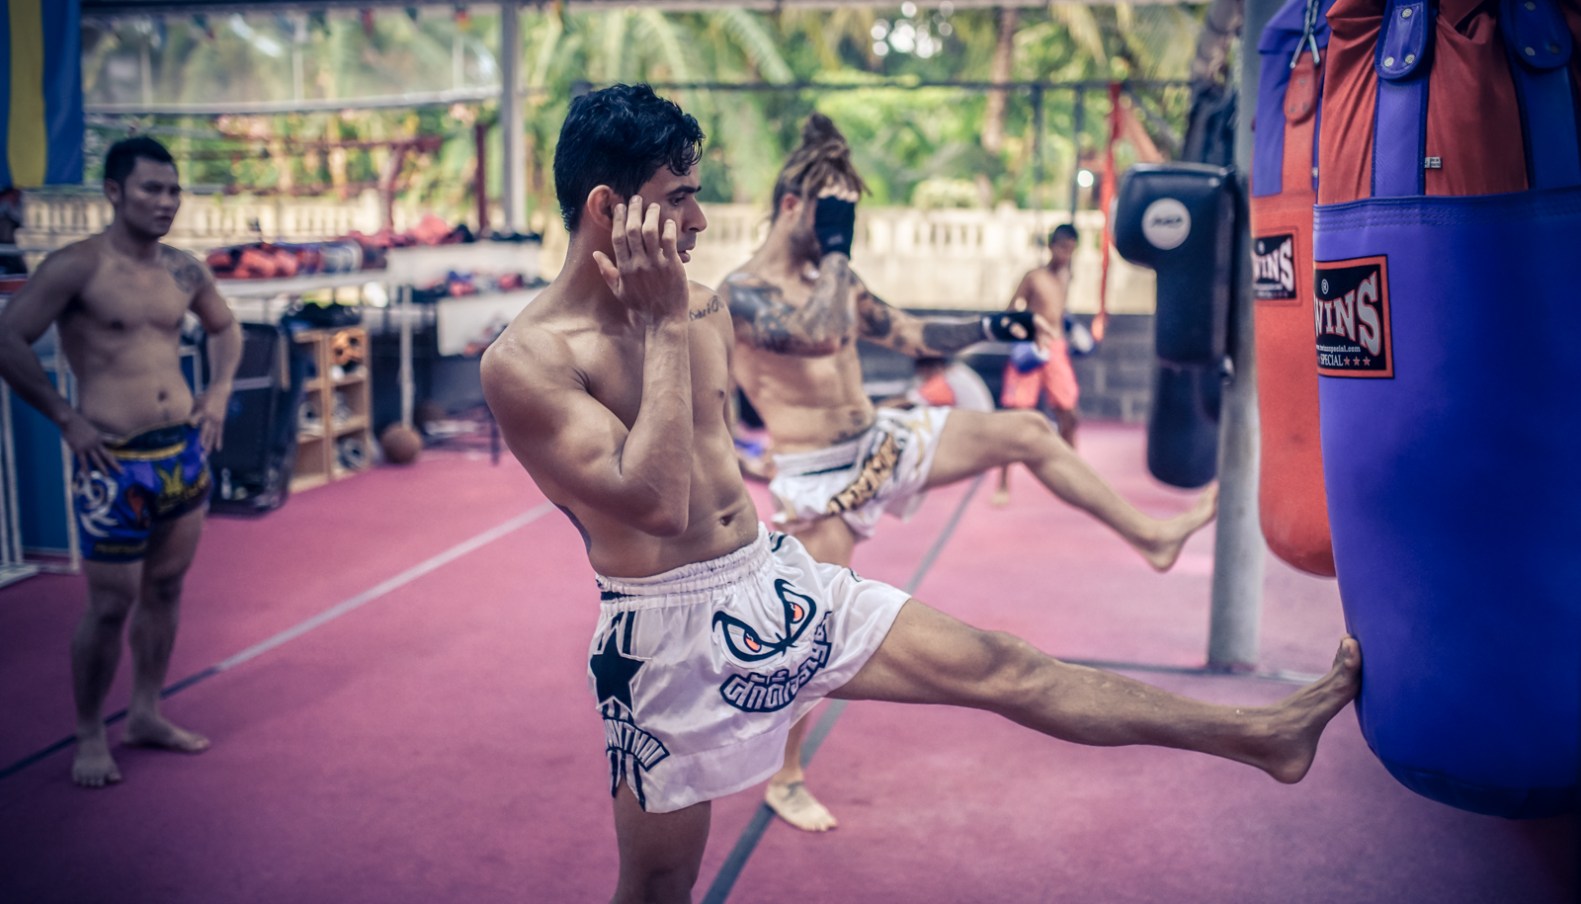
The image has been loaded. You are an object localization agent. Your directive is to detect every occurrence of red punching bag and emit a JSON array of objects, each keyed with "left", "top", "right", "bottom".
[{"left": 1250, "top": 0, "right": 1337, "bottom": 577}]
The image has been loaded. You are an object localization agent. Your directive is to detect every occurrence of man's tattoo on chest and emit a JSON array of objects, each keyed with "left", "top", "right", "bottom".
[
  {"left": 921, "top": 320, "right": 985, "bottom": 354},
  {"left": 727, "top": 283, "right": 800, "bottom": 353},
  {"left": 161, "top": 247, "right": 205, "bottom": 295}
]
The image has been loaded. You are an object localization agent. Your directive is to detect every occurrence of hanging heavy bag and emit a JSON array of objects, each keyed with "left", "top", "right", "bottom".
[
  {"left": 1315, "top": 0, "right": 1581, "bottom": 818},
  {"left": 1250, "top": 0, "right": 1339, "bottom": 577},
  {"left": 1113, "top": 164, "right": 1236, "bottom": 488}
]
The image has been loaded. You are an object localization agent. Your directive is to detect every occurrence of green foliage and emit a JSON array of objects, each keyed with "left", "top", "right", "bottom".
[{"left": 81, "top": 5, "right": 1204, "bottom": 222}]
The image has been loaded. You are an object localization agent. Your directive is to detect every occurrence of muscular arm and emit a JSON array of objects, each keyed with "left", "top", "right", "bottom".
[
  {"left": 724, "top": 259, "right": 857, "bottom": 357},
  {"left": 0, "top": 246, "right": 91, "bottom": 426},
  {"left": 0, "top": 245, "right": 122, "bottom": 470},
  {"left": 854, "top": 285, "right": 988, "bottom": 358},
  {"left": 483, "top": 318, "right": 695, "bottom": 538},
  {"left": 170, "top": 247, "right": 242, "bottom": 450}
]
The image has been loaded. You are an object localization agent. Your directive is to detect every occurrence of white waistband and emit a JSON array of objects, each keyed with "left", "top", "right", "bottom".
[
  {"left": 595, "top": 524, "right": 773, "bottom": 601},
  {"left": 770, "top": 436, "right": 867, "bottom": 477}
]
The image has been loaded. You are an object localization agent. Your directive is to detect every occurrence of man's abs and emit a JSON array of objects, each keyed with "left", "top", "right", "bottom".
[
  {"left": 63, "top": 339, "right": 196, "bottom": 437},
  {"left": 735, "top": 346, "right": 875, "bottom": 451},
  {"left": 755, "top": 398, "right": 877, "bottom": 453}
]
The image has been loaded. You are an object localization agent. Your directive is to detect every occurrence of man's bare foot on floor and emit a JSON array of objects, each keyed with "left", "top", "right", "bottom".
[
  {"left": 124, "top": 714, "right": 210, "bottom": 754},
  {"left": 1140, "top": 483, "right": 1220, "bottom": 572},
  {"left": 72, "top": 731, "right": 122, "bottom": 788},
  {"left": 765, "top": 781, "right": 838, "bottom": 832},
  {"left": 1248, "top": 637, "right": 1362, "bottom": 784}
]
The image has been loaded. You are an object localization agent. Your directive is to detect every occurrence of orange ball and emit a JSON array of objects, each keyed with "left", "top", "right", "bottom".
[{"left": 379, "top": 424, "right": 422, "bottom": 465}]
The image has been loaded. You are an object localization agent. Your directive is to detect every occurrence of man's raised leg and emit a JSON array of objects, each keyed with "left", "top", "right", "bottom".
[
  {"left": 611, "top": 784, "right": 712, "bottom": 904},
  {"left": 927, "top": 409, "right": 1217, "bottom": 572},
  {"left": 834, "top": 599, "right": 1361, "bottom": 783}
]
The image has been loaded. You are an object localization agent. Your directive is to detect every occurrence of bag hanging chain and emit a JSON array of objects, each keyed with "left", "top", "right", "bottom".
[{"left": 1292, "top": 0, "right": 1324, "bottom": 69}]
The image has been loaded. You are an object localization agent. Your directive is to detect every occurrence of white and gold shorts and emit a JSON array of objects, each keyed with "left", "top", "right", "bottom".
[{"left": 768, "top": 405, "right": 951, "bottom": 540}]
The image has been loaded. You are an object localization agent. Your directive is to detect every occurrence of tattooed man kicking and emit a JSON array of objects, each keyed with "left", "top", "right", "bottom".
[{"left": 724, "top": 115, "right": 1220, "bottom": 831}]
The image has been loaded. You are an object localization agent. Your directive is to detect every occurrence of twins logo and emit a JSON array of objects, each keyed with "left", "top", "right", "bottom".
[
  {"left": 716, "top": 579, "right": 831, "bottom": 713},
  {"left": 1315, "top": 255, "right": 1394, "bottom": 379},
  {"left": 1254, "top": 233, "right": 1297, "bottom": 302}
]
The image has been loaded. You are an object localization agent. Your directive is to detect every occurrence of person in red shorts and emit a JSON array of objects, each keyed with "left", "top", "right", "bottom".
[{"left": 996, "top": 224, "right": 1084, "bottom": 506}]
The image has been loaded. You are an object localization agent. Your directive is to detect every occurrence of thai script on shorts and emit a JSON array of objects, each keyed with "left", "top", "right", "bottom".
[{"left": 719, "top": 619, "right": 831, "bottom": 713}]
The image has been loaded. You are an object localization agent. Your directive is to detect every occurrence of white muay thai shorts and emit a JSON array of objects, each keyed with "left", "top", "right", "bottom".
[
  {"left": 588, "top": 524, "right": 910, "bottom": 813},
  {"left": 768, "top": 405, "right": 952, "bottom": 540}
]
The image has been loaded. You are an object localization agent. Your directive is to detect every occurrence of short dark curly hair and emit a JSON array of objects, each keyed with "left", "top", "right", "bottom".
[
  {"left": 553, "top": 84, "right": 705, "bottom": 233},
  {"left": 104, "top": 136, "right": 176, "bottom": 185}
]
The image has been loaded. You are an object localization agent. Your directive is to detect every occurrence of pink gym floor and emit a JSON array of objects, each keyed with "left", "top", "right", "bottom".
[{"left": 0, "top": 423, "right": 1575, "bottom": 903}]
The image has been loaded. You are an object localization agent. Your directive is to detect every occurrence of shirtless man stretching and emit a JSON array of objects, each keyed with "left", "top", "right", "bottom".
[
  {"left": 0, "top": 136, "right": 242, "bottom": 787},
  {"left": 724, "top": 115, "right": 1218, "bottom": 831},
  {"left": 481, "top": 84, "right": 1358, "bottom": 903},
  {"left": 996, "top": 223, "right": 1083, "bottom": 504}
]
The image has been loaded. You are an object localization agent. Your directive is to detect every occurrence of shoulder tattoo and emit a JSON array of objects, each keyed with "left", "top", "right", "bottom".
[{"left": 160, "top": 246, "right": 209, "bottom": 295}]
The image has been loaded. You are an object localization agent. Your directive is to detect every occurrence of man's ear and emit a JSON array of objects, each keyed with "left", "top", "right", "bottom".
[
  {"left": 103, "top": 178, "right": 122, "bottom": 206},
  {"left": 779, "top": 192, "right": 802, "bottom": 219},
  {"left": 585, "top": 185, "right": 618, "bottom": 229}
]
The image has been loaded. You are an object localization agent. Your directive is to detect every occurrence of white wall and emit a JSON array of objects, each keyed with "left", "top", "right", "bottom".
[{"left": 20, "top": 192, "right": 1157, "bottom": 315}]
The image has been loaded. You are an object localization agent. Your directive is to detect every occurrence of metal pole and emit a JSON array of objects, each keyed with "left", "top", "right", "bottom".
[
  {"left": 475, "top": 121, "right": 490, "bottom": 236},
  {"left": 500, "top": 1, "right": 528, "bottom": 235},
  {"left": 1206, "top": 0, "right": 1271, "bottom": 671},
  {"left": 1069, "top": 87, "right": 1085, "bottom": 218},
  {"left": 1030, "top": 84, "right": 1045, "bottom": 214},
  {"left": 399, "top": 282, "right": 413, "bottom": 428}
]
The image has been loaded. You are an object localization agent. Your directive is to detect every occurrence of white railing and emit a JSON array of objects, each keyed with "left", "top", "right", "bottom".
[
  {"left": 677, "top": 204, "right": 1156, "bottom": 315},
  {"left": 19, "top": 190, "right": 394, "bottom": 251},
  {"left": 19, "top": 193, "right": 1157, "bottom": 315}
]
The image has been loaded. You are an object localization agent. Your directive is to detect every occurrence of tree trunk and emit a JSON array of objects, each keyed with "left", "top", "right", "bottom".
[{"left": 983, "top": 7, "right": 1018, "bottom": 155}]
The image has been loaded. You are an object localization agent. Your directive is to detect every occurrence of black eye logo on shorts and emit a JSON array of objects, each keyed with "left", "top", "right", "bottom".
[{"left": 714, "top": 579, "right": 818, "bottom": 663}]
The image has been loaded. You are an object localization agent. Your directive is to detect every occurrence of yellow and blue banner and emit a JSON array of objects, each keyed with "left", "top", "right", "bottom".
[{"left": 2, "top": 0, "right": 83, "bottom": 188}]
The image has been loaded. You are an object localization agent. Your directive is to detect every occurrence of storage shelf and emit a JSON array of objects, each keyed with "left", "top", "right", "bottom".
[
  {"left": 291, "top": 327, "right": 374, "bottom": 492},
  {"left": 331, "top": 417, "right": 370, "bottom": 438}
]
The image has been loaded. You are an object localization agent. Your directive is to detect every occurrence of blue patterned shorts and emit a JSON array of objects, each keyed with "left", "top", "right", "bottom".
[{"left": 73, "top": 422, "right": 211, "bottom": 562}]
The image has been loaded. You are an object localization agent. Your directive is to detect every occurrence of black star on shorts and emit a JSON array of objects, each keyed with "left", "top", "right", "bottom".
[{"left": 590, "top": 630, "right": 644, "bottom": 713}]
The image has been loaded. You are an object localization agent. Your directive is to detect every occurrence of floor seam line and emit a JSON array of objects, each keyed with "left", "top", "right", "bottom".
[{"left": 0, "top": 503, "right": 554, "bottom": 784}]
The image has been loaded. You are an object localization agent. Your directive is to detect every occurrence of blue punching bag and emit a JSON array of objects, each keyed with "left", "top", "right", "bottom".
[{"left": 1316, "top": 0, "right": 1581, "bottom": 817}]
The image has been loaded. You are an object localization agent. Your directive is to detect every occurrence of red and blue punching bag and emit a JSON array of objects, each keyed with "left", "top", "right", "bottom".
[
  {"left": 1316, "top": 0, "right": 1580, "bottom": 817},
  {"left": 1251, "top": 0, "right": 1337, "bottom": 577}
]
